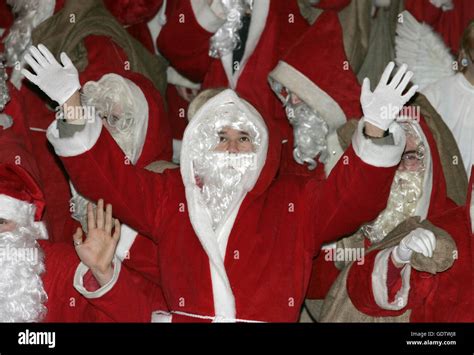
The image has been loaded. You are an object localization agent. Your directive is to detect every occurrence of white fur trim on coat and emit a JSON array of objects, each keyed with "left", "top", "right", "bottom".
[
  {"left": 46, "top": 113, "right": 103, "bottom": 158},
  {"left": 371, "top": 248, "right": 412, "bottom": 311},
  {"left": 180, "top": 89, "right": 269, "bottom": 322},
  {"left": 352, "top": 119, "right": 406, "bottom": 167},
  {"left": 73, "top": 256, "right": 122, "bottom": 299},
  {"left": 268, "top": 61, "right": 347, "bottom": 133},
  {"left": 115, "top": 224, "right": 138, "bottom": 262},
  {"left": 324, "top": 130, "right": 345, "bottom": 177},
  {"left": 222, "top": 0, "right": 270, "bottom": 88}
]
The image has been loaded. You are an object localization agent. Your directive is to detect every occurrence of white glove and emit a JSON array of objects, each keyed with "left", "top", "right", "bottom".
[
  {"left": 392, "top": 228, "right": 437, "bottom": 265},
  {"left": 361, "top": 62, "right": 418, "bottom": 131},
  {"left": 21, "top": 44, "right": 81, "bottom": 106}
]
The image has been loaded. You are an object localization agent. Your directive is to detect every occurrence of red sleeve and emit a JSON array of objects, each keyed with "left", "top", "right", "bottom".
[
  {"left": 41, "top": 241, "right": 109, "bottom": 322},
  {"left": 387, "top": 257, "right": 403, "bottom": 303},
  {"left": 306, "top": 251, "right": 341, "bottom": 299},
  {"left": 84, "top": 265, "right": 168, "bottom": 322},
  {"left": 308, "top": 146, "right": 397, "bottom": 253},
  {"left": 123, "top": 234, "right": 161, "bottom": 285},
  {"left": 60, "top": 128, "right": 173, "bottom": 242}
]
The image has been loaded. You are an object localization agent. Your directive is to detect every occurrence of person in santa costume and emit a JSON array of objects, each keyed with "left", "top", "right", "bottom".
[
  {"left": 1, "top": 0, "right": 170, "bottom": 243},
  {"left": 319, "top": 166, "right": 474, "bottom": 322},
  {"left": 24, "top": 40, "right": 416, "bottom": 321},
  {"left": 23, "top": 41, "right": 417, "bottom": 321},
  {"left": 268, "top": 10, "right": 363, "bottom": 178},
  {"left": 303, "top": 108, "right": 465, "bottom": 320},
  {"left": 0, "top": 162, "right": 116, "bottom": 322},
  {"left": 157, "top": 0, "right": 312, "bottom": 138},
  {"left": 67, "top": 71, "right": 176, "bottom": 285}
]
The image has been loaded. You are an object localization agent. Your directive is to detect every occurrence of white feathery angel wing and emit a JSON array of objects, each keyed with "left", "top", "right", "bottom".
[{"left": 395, "top": 10, "right": 455, "bottom": 90}]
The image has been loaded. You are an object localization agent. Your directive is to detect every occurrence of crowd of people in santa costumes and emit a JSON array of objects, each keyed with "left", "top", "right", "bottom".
[{"left": 0, "top": 0, "right": 472, "bottom": 323}]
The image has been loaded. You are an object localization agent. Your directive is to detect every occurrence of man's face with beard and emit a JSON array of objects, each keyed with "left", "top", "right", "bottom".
[
  {"left": 192, "top": 119, "right": 259, "bottom": 230},
  {"left": 214, "top": 127, "right": 254, "bottom": 153},
  {"left": 0, "top": 218, "right": 47, "bottom": 322},
  {"left": 362, "top": 131, "right": 425, "bottom": 243}
]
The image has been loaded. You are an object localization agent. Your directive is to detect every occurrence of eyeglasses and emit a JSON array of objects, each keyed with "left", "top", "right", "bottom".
[{"left": 101, "top": 113, "right": 133, "bottom": 132}]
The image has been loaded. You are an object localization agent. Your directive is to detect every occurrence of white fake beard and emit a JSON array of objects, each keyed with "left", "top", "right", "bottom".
[
  {"left": 285, "top": 101, "right": 329, "bottom": 170},
  {"left": 362, "top": 169, "right": 424, "bottom": 244},
  {"left": 82, "top": 82, "right": 137, "bottom": 162},
  {"left": 194, "top": 151, "right": 255, "bottom": 230},
  {"left": 4, "top": 0, "right": 55, "bottom": 68},
  {"left": 209, "top": 0, "right": 252, "bottom": 58},
  {"left": 0, "top": 225, "right": 47, "bottom": 322}
]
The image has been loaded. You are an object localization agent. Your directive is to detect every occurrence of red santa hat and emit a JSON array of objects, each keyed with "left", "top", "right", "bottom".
[
  {"left": 81, "top": 71, "right": 172, "bottom": 168},
  {"left": 103, "top": 0, "right": 163, "bottom": 26},
  {"left": 269, "top": 11, "right": 362, "bottom": 133},
  {"left": 0, "top": 1, "right": 13, "bottom": 30},
  {"left": 125, "top": 71, "right": 173, "bottom": 167},
  {"left": 0, "top": 163, "right": 46, "bottom": 231}
]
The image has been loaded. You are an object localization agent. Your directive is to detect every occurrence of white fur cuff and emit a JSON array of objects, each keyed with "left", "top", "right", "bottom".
[
  {"left": 352, "top": 119, "right": 406, "bottom": 167},
  {"left": 73, "top": 256, "right": 122, "bottom": 299},
  {"left": 371, "top": 248, "right": 412, "bottom": 311}
]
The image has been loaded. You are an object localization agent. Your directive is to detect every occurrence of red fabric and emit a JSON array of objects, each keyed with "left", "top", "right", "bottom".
[
  {"left": 387, "top": 257, "right": 403, "bottom": 303},
  {"left": 79, "top": 262, "right": 167, "bottom": 322},
  {"left": 0, "top": 84, "right": 41, "bottom": 182},
  {"left": 405, "top": 0, "right": 474, "bottom": 55},
  {"left": 59, "top": 102, "right": 398, "bottom": 321},
  {"left": 346, "top": 162, "right": 473, "bottom": 322},
  {"left": 280, "top": 11, "right": 363, "bottom": 120},
  {"left": 165, "top": 85, "right": 190, "bottom": 140},
  {"left": 157, "top": 1, "right": 308, "bottom": 141},
  {"left": 16, "top": 34, "right": 171, "bottom": 243},
  {"left": 275, "top": 0, "right": 310, "bottom": 58},
  {"left": 157, "top": 0, "right": 214, "bottom": 83},
  {"left": 0, "top": 163, "right": 45, "bottom": 221},
  {"left": 40, "top": 241, "right": 114, "bottom": 322},
  {"left": 126, "top": 22, "right": 155, "bottom": 54},
  {"left": 103, "top": 0, "right": 163, "bottom": 26},
  {"left": 201, "top": 2, "right": 288, "bottom": 138},
  {"left": 0, "top": 0, "right": 13, "bottom": 30},
  {"left": 123, "top": 235, "right": 161, "bottom": 285}
]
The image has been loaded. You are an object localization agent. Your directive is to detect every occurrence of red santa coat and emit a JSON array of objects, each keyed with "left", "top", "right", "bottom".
[
  {"left": 46, "top": 89, "right": 406, "bottom": 322},
  {"left": 158, "top": 0, "right": 309, "bottom": 138},
  {"left": 345, "top": 174, "right": 473, "bottom": 322}
]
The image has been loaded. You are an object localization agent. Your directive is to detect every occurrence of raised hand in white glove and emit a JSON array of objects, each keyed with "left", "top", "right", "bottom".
[
  {"left": 392, "top": 228, "right": 437, "bottom": 265},
  {"left": 361, "top": 62, "right": 418, "bottom": 131},
  {"left": 21, "top": 44, "right": 81, "bottom": 106}
]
